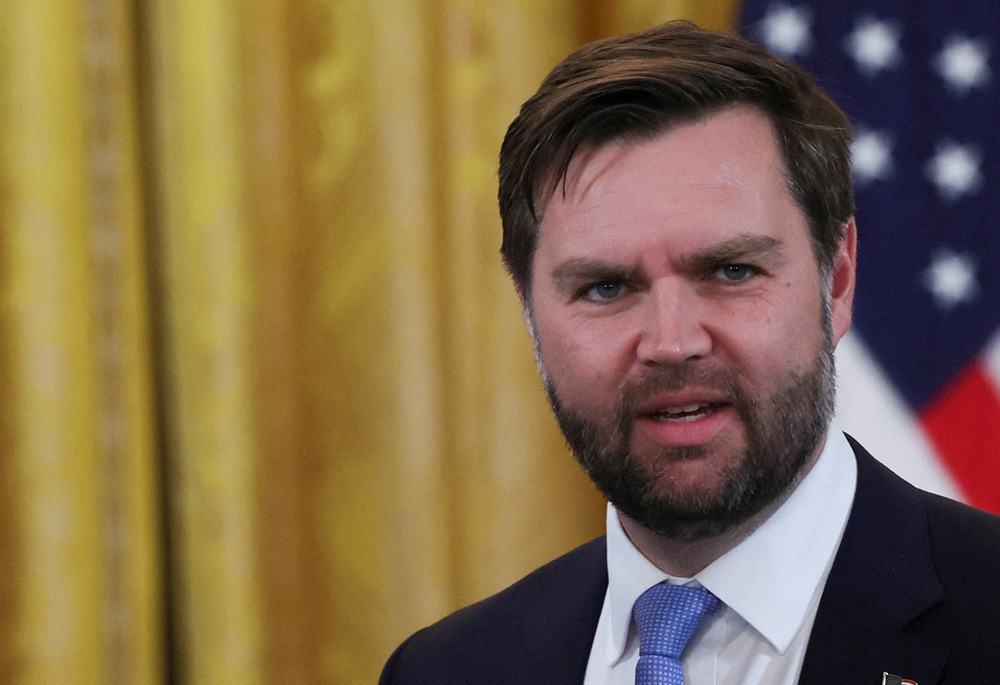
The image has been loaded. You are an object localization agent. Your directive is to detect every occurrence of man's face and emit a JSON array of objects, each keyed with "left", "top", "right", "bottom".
[{"left": 527, "top": 106, "right": 856, "bottom": 540}]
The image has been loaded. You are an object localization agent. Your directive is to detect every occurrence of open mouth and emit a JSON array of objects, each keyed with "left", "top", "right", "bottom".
[{"left": 646, "top": 402, "right": 726, "bottom": 423}]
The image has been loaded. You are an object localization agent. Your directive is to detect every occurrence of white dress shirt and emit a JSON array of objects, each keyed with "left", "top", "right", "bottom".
[{"left": 583, "top": 426, "right": 858, "bottom": 685}]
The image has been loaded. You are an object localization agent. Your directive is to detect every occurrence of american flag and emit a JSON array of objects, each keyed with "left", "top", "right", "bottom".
[{"left": 740, "top": 1, "right": 1000, "bottom": 514}]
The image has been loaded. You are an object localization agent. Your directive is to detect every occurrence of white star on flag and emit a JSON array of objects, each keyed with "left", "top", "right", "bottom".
[
  {"left": 760, "top": 5, "right": 813, "bottom": 57},
  {"left": 851, "top": 129, "right": 893, "bottom": 184},
  {"left": 934, "top": 35, "right": 992, "bottom": 95},
  {"left": 926, "top": 141, "right": 982, "bottom": 200},
  {"left": 923, "top": 249, "right": 979, "bottom": 310},
  {"left": 844, "top": 17, "right": 903, "bottom": 77}
]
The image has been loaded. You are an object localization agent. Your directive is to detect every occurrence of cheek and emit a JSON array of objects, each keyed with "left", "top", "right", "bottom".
[
  {"left": 534, "top": 315, "right": 637, "bottom": 409},
  {"left": 709, "top": 287, "right": 825, "bottom": 380}
]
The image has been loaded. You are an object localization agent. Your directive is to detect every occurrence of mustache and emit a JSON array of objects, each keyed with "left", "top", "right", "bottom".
[{"left": 617, "top": 365, "right": 748, "bottom": 415}]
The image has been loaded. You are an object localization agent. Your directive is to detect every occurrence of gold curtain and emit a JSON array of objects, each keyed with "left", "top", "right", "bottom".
[{"left": 0, "top": 1, "right": 737, "bottom": 683}]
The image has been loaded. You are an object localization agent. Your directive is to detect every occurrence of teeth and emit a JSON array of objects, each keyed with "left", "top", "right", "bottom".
[
  {"left": 664, "top": 403, "right": 705, "bottom": 415},
  {"left": 650, "top": 402, "right": 720, "bottom": 422},
  {"left": 662, "top": 413, "right": 702, "bottom": 422}
]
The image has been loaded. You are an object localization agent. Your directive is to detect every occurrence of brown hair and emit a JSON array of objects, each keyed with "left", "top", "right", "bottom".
[{"left": 498, "top": 20, "right": 853, "bottom": 297}]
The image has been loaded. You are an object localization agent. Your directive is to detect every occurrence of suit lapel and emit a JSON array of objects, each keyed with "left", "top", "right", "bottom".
[
  {"left": 516, "top": 537, "right": 608, "bottom": 684},
  {"left": 798, "top": 437, "right": 948, "bottom": 685}
]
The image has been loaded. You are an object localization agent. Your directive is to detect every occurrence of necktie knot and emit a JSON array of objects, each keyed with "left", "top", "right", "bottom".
[{"left": 632, "top": 583, "right": 721, "bottom": 684}]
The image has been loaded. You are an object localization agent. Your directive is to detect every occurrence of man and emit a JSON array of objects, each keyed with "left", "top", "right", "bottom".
[{"left": 381, "top": 21, "right": 1000, "bottom": 685}]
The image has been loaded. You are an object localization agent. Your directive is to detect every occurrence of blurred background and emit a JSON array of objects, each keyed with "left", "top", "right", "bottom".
[{"left": 2, "top": 0, "right": 998, "bottom": 683}]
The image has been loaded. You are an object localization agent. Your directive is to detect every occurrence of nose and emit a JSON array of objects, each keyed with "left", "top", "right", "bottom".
[{"left": 635, "top": 281, "right": 712, "bottom": 365}]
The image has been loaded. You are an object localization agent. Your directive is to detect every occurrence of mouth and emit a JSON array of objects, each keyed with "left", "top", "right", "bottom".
[
  {"left": 634, "top": 397, "right": 735, "bottom": 448},
  {"left": 645, "top": 402, "right": 728, "bottom": 423}
]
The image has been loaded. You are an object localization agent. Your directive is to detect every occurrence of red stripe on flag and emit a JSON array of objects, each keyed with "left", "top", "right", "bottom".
[{"left": 920, "top": 361, "right": 1000, "bottom": 515}]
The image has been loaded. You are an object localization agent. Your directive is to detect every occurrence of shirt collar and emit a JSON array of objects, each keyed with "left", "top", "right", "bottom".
[{"left": 604, "top": 425, "right": 858, "bottom": 662}]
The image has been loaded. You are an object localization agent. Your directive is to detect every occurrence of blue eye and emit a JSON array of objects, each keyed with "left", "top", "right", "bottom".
[
  {"left": 586, "top": 282, "right": 625, "bottom": 300},
  {"left": 716, "top": 265, "right": 755, "bottom": 282}
]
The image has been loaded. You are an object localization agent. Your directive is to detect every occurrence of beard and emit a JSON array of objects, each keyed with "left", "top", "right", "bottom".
[{"left": 538, "top": 315, "right": 837, "bottom": 542}]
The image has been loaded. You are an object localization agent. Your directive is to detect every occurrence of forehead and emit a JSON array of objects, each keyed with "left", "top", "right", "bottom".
[{"left": 535, "top": 105, "right": 807, "bottom": 256}]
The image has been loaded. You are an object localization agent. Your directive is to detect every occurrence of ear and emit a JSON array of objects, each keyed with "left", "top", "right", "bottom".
[
  {"left": 829, "top": 218, "right": 857, "bottom": 345},
  {"left": 521, "top": 303, "right": 537, "bottom": 340}
]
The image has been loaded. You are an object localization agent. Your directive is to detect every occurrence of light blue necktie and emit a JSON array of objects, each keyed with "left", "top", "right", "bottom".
[{"left": 632, "top": 583, "right": 722, "bottom": 685}]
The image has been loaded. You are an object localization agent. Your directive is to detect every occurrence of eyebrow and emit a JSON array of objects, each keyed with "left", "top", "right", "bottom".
[
  {"left": 550, "top": 258, "right": 639, "bottom": 286},
  {"left": 549, "top": 235, "right": 784, "bottom": 286},
  {"left": 679, "top": 235, "right": 784, "bottom": 271}
]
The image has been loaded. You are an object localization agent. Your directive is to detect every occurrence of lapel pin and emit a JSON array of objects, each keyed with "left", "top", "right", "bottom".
[{"left": 882, "top": 673, "right": 917, "bottom": 685}]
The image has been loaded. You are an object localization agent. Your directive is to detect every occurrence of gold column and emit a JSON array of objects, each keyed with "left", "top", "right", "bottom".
[
  {"left": 81, "top": 0, "right": 164, "bottom": 682},
  {"left": 0, "top": 3, "right": 103, "bottom": 680},
  {"left": 240, "top": 1, "right": 315, "bottom": 682},
  {"left": 142, "top": 0, "right": 264, "bottom": 682},
  {"left": 290, "top": 1, "right": 453, "bottom": 680},
  {"left": 0, "top": 0, "right": 162, "bottom": 682}
]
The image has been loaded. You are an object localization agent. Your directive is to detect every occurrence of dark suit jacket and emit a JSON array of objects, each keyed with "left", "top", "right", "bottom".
[{"left": 381, "top": 437, "right": 1000, "bottom": 683}]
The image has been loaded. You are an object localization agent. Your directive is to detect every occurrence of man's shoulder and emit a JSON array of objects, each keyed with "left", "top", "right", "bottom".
[
  {"left": 400, "top": 535, "right": 607, "bottom": 644},
  {"left": 379, "top": 536, "right": 608, "bottom": 684},
  {"left": 915, "top": 490, "right": 1000, "bottom": 678},
  {"left": 857, "top": 441, "right": 1000, "bottom": 642},
  {"left": 849, "top": 436, "right": 1000, "bottom": 585},
  {"left": 794, "top": 439, "right": 1000, "bottom": 683},
  {"left": 861, "top": 441, "right": 1000, "bottom": 580},
  {"left": 923, "top": 488, "right": 1000, "bottom": 584}
]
